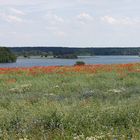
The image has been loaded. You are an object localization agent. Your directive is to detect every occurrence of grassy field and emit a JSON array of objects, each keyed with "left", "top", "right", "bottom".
[{"left": 0, "top": 63, "right": 140, "bottom": 140}]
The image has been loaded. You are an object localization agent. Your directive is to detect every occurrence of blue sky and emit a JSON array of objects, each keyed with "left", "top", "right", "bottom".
[{"left": 0, "top": 0, "right": 140, "bottom": 47}]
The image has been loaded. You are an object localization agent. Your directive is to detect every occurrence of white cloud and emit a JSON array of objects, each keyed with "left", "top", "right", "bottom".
[
  {"left": 10, "top": 8, "right": 25, "bottom": 16},
  {"left": 101, "top": 16, "right": 140, "bottom": 26},
  {"left": 77, "top": 12, "right": 93, "bottom": 24},
  {"left": 77, "top": 12, "right": 93, "bottom": 21},
  {"left": 44, "top": 13, "right": 64, "bottom": 25},
  {"left": 0, "top": 7, "right": 26, "bottom": 23},
  {"left": 101, "top": 16, "right": 117, "bottom": 24},
  {"left": 6, "top": 15, "right": 23, "bottom": 23},
  {"left": 0, "top": 13, "right": 23, "bottom": 23}
]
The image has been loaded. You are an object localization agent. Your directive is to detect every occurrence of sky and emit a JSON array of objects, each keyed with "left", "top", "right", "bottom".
[{"left": 0, "top": 0, "right": 140, "bottom": 47}]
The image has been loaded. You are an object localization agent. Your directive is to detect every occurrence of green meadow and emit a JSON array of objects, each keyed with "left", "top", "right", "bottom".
[{"left": 0, "top": 64, "right": 140, "bottom": 140}]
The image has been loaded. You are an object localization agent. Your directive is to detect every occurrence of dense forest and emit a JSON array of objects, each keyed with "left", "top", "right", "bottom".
[
  {"left": 10, "top": 47, "right": 140, "bottom": 56},
  {"left": 0, "top": 47, "right": 17, "bottom": 63}
]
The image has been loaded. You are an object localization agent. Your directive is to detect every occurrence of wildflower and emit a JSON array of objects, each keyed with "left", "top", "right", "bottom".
[
  {"left": 86, "top": 136, "right": 96, "bottom": 140},
  {"left": 55, "top": 85, "right": 59, "bottom": 88},
  {"left": 108, "top": 88, "right": 125, "bottom": 93},
  {"left": 73, "top": 134, "right": 85, "bottom": 140},
  {"left": 19, "top": 138, "right": 29, "bottom": 140},
  {"left": 9, "top": 83, "right": 32, "bottom": 93}
]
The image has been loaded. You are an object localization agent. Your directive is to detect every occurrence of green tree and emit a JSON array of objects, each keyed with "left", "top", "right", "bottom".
[{"left": 0, "top": 47, "right": 17, "bottom": 63}]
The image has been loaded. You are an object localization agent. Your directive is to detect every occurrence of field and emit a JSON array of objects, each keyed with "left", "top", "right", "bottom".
[{"left": 0, "top": 63, "right": 140, "bottom": 140}]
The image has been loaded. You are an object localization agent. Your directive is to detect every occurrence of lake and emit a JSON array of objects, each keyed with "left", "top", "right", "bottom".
[{"left": 0, "top": 56, "right": 139, "bottom": 68}]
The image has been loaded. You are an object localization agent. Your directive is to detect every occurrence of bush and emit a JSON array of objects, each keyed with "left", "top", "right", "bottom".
[
  {"left": 0, "top": 47, "right": 17, "bottom": 63},
  {"left": 23, "top": 55, "right": 30, "bottom": 58},
  {"left": 74, "top": 61, "right": 85, "bottom": 66}
]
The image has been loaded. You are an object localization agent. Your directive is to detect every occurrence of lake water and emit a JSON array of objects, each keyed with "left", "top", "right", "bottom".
[{"left": 0, "top": 56, "right": 139, "bottom": 68}]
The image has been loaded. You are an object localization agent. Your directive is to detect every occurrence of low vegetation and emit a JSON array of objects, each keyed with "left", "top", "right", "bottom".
[
  {"left": 75, "top": 61, "right": 85, "bottom": 66},
  {"left": 0, "top": 63, "right": 140, "bottom": 139}
]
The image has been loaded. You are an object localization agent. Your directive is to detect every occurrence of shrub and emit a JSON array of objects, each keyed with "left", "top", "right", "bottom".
[
  {"left": 74, "top": 61, "right": 85, "bottom": 66},
  {"left": 23, "top": 55, "right": 30, "bottom": 58}
]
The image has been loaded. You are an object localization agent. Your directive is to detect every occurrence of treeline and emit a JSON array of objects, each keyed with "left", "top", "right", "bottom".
[
  {"left": 0, "top": 47, "right": 17, "bottom": 63},
  {"left": 10, "top": 47, "right": 140, "bottom": 56}
]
